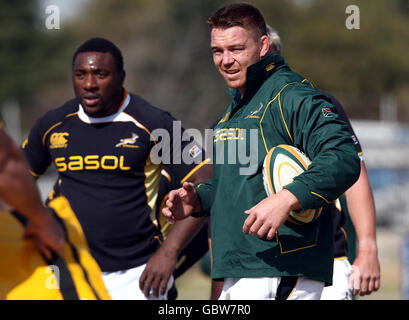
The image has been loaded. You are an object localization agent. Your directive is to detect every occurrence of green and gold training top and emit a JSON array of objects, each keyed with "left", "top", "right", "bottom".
[{"left": 195, "top": 53, "right": 360, "bottom": 285}]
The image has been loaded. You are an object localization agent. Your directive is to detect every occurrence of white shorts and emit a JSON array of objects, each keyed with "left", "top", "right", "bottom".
[
  {"left": 219, "top": 276, "right": 324, "bottom": 300},
  {"left": 321, "top": 258, "right": 353, "bottom": 300},
  {"left": 102, "top": 264, "right": 174, "bottom": 300}
]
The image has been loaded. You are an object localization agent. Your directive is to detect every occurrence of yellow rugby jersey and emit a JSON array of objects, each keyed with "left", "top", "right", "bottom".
[
  {"left": 0, "top": 196, "right": 110, "bottom": 300},
  {"left": 22, "top": 91, "right": 205, "bottom": 272}
]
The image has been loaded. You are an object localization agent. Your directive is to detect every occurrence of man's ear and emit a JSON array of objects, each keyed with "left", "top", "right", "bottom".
[{"left": 260, "top": 35, "right": 271, "bottom": 58}]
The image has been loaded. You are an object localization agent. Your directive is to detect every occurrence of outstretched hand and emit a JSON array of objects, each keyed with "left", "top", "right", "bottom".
[{"left": 162, "top": 182, "right": 200, "bottom": 224}]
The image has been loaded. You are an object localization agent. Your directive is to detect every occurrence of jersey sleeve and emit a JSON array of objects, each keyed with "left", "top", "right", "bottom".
[
  {"left": 157, "top": 111, "right": 209, "bottom": 184},
  {"left": 22, "top": 115, "right": 52, "bottom": 177},
  {"left": 280, "top": 88, "right": 360, "bottom": 210},
  {"left": 193, "top": 179, "right": 213, "bottom": 217},
  {"left": 325, "top": 93, "right": 363, "bottom": 159}
]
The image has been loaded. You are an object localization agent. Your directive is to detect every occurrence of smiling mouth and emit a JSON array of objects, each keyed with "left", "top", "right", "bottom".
[
  {"left": 223, "top": 69, "right": 241, "bottom": 80},
  {"left": 224, "top": 69, "right": 240, "bottom": 75}
]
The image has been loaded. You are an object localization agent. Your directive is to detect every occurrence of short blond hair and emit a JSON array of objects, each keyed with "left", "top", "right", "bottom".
[{"left": 266, "top": 25, "right": 282, "bottom": 54}]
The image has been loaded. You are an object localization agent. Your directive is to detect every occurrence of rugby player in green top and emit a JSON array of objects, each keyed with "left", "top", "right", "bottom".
[
  {"left": 163, "top": 3, "right": 360, "bottom": 300},
  {"left": 266, "top": 25, "right": 380, "bottom": 299}
]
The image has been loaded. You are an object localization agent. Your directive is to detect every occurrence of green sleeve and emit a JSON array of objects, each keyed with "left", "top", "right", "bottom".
[
  {"left": 280, "top": 87, "right": 360, "bottom": 210},
  {"left": 192, "top": 180, "right": 213, "bottom": 217}
]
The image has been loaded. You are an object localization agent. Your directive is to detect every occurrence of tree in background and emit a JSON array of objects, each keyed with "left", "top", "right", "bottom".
[
  {"left": 279, "top": 0, "right": 409, "bottom": 121},
  {"left": 0, "top": 0, "right": 76, "bottom": 138},
  {"left": 2, "top": 0, "right": 409, "bottom": 135}
]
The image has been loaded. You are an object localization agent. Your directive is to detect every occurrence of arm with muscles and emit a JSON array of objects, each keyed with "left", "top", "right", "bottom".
[
  {"left": 0, "top": 128, "right": 65, "bottom": 259},
  {"left": 243, "top": 91, "right": 360, "bottom": 238},
  {"left": 140, "top": 214, "right": 208, "bottom": 298},
  {"left": 346, "top": 161, "right": 380, "bottom": 296},
  {"left": 140, "top": 164, "right": 212, "bottom": 298}
]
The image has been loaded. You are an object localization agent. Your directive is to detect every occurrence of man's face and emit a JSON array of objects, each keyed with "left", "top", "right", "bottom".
[
  {"left": 73, "top": 51, "right": 125, "bottom": 117},
  {"left": 211, "top": 26, "right": 269, "bottom": 94}
]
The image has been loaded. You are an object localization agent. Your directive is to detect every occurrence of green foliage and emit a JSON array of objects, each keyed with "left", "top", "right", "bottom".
[
  {"left": 0, "top": 0, "right": 74, "bottom": 108},
  {"left": 287, "top": 1, "right": 409, "bottom": 90}
]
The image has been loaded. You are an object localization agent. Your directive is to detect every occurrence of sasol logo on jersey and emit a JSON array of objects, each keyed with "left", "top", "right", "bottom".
[
  {"left": 54, "top": 155, "right": 131, "bottom": 172},
  {"left": 213, "top": 128, "right": 245, "bottom": 143},
  {"left": 50, "top": 132, "right": 69, "bottom": 149}
]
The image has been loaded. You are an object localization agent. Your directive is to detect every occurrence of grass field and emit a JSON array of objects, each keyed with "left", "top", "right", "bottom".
[{"left": 175, "top": 227, "right": 405, "bottom": 300}]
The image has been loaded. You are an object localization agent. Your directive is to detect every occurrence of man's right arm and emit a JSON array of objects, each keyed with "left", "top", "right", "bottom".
[{"left": 345, "top": 161, "right": 380, "bottom": 296}]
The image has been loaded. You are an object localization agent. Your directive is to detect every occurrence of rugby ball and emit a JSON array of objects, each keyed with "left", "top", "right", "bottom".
[{"left": 262, "top": 144, "right": 322, "bottom": 224}]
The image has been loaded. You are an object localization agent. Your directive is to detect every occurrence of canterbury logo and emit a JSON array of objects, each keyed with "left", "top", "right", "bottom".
[
  {"left": 265, "top": 62, "right": 275, "bottom": 71},
  {"left": 50, "top": 132, "right": 69, "bottom": 149},
  {"left": 115, "top": 133, "right": 139, "bottom": 148}
]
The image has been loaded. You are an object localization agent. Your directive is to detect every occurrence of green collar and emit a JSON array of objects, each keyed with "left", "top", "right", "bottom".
[{"left": 227, "top": 53, "right": 288, "bottom": 102}]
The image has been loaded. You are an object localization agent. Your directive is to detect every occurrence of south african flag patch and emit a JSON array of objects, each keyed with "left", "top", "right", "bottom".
[{"left": 322, "top": 107, "right": 334, "bottom": 118}]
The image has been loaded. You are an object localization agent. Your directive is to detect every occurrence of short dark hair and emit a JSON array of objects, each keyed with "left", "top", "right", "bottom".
[
  {"left": 72, "top": 37, "right": 124, "bottom": 72},
  {"left": 207, "top": 2, "right": 267, "bottom": 38}
]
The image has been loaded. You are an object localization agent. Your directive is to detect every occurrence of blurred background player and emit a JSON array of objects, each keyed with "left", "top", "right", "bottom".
[
  {"left": 267, "top": 25, "right": 380, "bottom": 299},
  {"left": 22, "top": 37, "right": 211, "bottom": 300},
  {"left": 0, "top": 121, "right": 65, "bottom": 260},
  {"left": 155, "top": 167, "right": 210, "bottom": 299}
]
